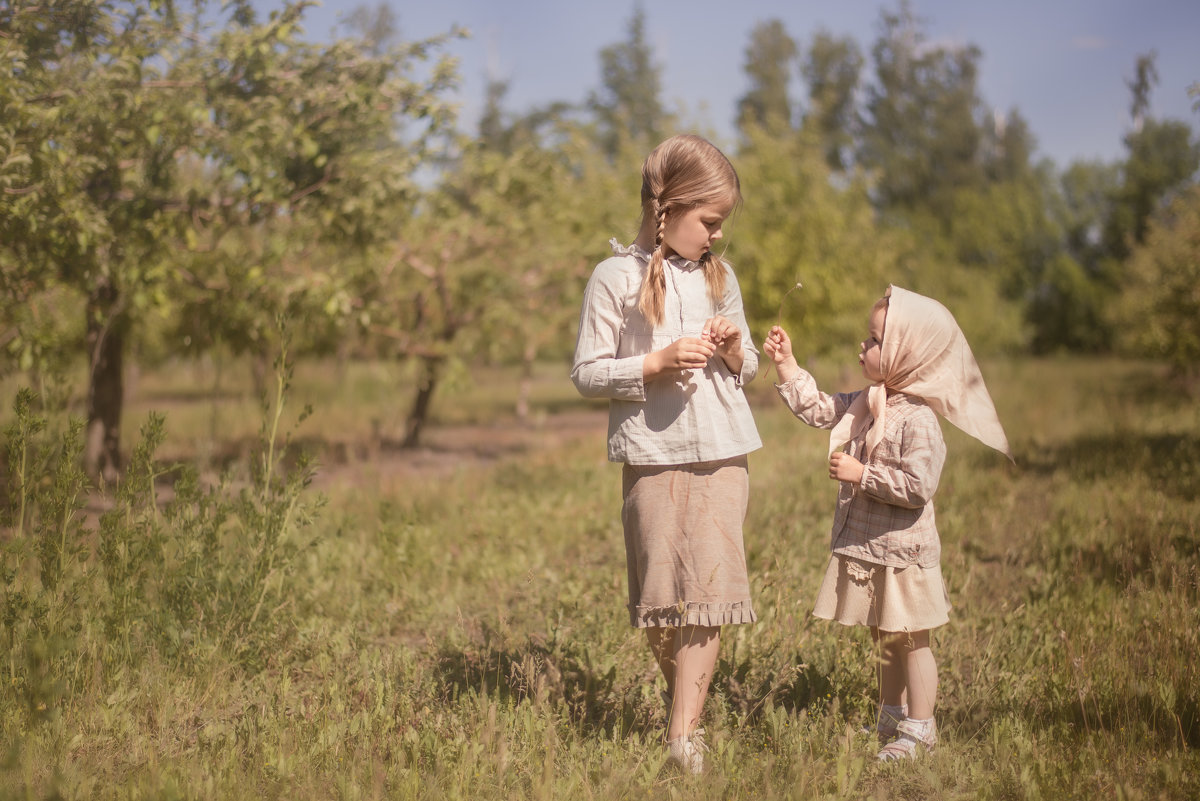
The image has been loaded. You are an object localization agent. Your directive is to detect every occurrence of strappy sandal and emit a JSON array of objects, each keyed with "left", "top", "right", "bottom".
[
  {"left": 667, "top": 727, "right": 708, "bottom": 774},
  {"left": 876, "top": 718, "right": 936, "bottom": 762}
]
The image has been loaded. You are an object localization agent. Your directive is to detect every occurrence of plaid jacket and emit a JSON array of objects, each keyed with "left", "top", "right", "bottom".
[{"left": 776, "top": 371, "right": 947, "bottom": 569}]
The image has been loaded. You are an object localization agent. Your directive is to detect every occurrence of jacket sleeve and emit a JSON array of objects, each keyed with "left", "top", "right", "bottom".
[
  {"left": 858, "top": 411, "right": 946, "bottom": 509},
  {"left": 775, "top": 371, "right": 855, "bottom": 430}
]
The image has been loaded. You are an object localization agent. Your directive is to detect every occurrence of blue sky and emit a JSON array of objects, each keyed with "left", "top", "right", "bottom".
[{"left": 267, "top": 0, "right": 1200, "bottom": 167}]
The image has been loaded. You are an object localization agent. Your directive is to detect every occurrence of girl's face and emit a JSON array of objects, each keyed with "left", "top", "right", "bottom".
[
  {"left": 662, "top": 201, "right": 732, "bottom": 262},
  {"left": 860, "top": 303, "right": 887, "bottom": 382}
]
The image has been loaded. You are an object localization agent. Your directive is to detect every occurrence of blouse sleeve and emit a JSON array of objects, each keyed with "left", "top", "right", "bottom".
[{"left": 570, "top": 260, "right": 647, "bottom": 401}]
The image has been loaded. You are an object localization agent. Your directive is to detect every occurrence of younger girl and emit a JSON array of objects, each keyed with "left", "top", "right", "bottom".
[
  {"left": 762, "top": 286, "right": 1011, "bottom": 761},
  {"left": 572, "top": 134, "right": 761, "bottom": 773}
]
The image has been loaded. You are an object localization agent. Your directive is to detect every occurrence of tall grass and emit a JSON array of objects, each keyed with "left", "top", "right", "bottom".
[{"left": 1, "top": 356, "right": 1197, "bottom": 799}]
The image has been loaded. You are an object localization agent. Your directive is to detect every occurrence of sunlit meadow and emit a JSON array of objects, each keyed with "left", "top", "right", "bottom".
[{"left": 1, "top": 355, "right": 1197, "bottom": 799}]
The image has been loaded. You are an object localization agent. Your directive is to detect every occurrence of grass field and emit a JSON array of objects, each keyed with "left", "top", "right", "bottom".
[{"left": 1, "top": 355, "right": 1198, "bottom": 799}]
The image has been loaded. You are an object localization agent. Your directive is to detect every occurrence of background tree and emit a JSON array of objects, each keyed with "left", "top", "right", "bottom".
[
  {"left": 1103, "top": 117, "right": 1200, "bottom": 263},
  {"left": 859, "top": 2, "right": 987, "bottom": 222},
  {"left": 478, "top": 79, "right": 514, "bottom": 152},
  {"left": 1028, "top": 159, "right": 1121, "bottom": 352},
  {"left": 935, "top": 109, "right": 1057, "bottom": 350},
  {"left": 368, "top": 96, "right": 633, "bottom": 444},
  {"left": 801, "top": 30, "right": 863, "bottom": 172},
  {"left": 0, "top": 0, "right": 461, "bottom": 479},
  {"left": 983, "top": 108, "right": 1036, "bottom": 184},
  {"left": 1061, "top": 53, "right": 1200, "bottom": 354},
  {"left": 1127, "top": 50, "right": 1159, "bottom": 134},
  {"left": 167, "top": 3, "right": 460, "bottom": 379},
  {"left": 1113, "top": 185, "right": 1200, "bottom": 382},
  {"left": 733, "top": 125, "right": 902, "bottom": 364},
  {"left": 1104, "top": 52, "right": 1200, "bottom": 266},
  {"left": 736, "top": 19, "right": 798, "bottom": 135},
  {"left": 587, "top": 5, "right": 669, "bottom": 157},
  {"left": 1, "top": 0, "right": 204, "bottom": 480}
]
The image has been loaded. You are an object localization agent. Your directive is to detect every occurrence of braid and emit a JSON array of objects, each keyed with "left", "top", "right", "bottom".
[
  {"left": 638, "top": 200, "right": 669, "bottom": 325},
  {"left": 701, "top": 250, "right": 728, "bottom": 301}
]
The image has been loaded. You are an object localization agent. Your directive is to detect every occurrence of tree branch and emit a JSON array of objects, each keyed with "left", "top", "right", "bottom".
[
  {"left": 142, "top": 80, "right": 205, "bottom": 89},
  {"left": 367, "top": 324, "right": 444, "bottom": 359},
  {"left": 288, "top": 165, "right": 334, "bottom": 204}
]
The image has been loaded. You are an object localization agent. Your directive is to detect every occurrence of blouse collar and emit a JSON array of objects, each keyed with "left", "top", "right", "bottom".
[{"left": 610, "top": 238, "right": 703, "bottom": 270}]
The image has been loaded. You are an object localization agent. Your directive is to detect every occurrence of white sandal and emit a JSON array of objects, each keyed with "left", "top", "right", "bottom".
[{"left": 877, "top": 718, "right": 936, "bottom": 762}]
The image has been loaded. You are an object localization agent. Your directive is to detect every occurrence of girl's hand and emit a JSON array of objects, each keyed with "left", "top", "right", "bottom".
[
  {"left": 702, "top": 315, "right": 744, "bottom": 374},
  {"left": 763, "top": 325, "right": 800, "bottom": 382},
  {"left": 829, "top": 451, "right": 865, "bottom": 485},
  {"left": 644, "top": 336, "right": 716, "bottom": 380}
]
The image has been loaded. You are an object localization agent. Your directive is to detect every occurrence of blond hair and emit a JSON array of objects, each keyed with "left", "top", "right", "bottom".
[{"left": 637, "top": 134, "right": 741, "bottom": 326}]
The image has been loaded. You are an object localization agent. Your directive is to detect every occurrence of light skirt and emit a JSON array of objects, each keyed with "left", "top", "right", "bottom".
[
  {"left": 812, "top": 554, "right": 950, "bottom": 632},
  {"left": 621, "top": 456, "right": 756, "bottom": 629}
]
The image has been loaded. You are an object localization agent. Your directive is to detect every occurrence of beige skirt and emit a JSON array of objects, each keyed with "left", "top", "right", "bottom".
[
  {"left": 812, "top": 554, "right": 950, "bottom": 632},
  {"left": 621, "top": 455, "right": 756, "bottom": 629}
]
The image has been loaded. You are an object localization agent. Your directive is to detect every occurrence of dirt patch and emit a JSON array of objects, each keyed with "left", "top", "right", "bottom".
[
  {"left": 308, "top": 408, "right": 609, "bottom": 489},
  {"left": 71, "top": 407, "right": 608, "bottom": 520}
]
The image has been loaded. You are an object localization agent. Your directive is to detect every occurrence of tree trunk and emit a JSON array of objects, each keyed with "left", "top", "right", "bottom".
[
  {"left": 84, "top": 280, "right": 125, "bottom": 484},
  {"left": 402, "top": 356, "right": 441, "bottom": 449},
  {"left": 516, "top": 338, "right": 537, "bottom": 423}
]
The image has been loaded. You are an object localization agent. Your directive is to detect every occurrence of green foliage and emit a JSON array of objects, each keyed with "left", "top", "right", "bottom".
[
  {"left": 0, "top": 333, "right": 323, "bottom": 767},
  {"left": 1, "top": 388, "right": 92, "bottom": 730},
  {"left": 1, "top": 0, "right": 1198, "bottom": 503},
  {"left": 1114, "top": 185, "right": 1200, "bottom": 378},
  {"left": 587, "top": 6, "right": 671, "bottom": 158},
  {"left": 801, "top": 30, "right": 864, "bottom": 172},
  {"left": 1103, "top": 118, "right": 1200, "bottom": 262},
  {"left": 440, "top": 124, "right": 633, "bottom": 366},
  {"left": 1, "top": 0, "right": 1196, "bottom": 461},
  {"left": 860, "top": 4, "right": 987, "bottom": 220},
  {"left": 0, "top": 0, "right": 464, "bottom": 472},
  {"left": 946, "top": 163, "right": 1058, "bottom": 301},
  {"left": 732, "top": 125, "right": 903, "bottom": 358},
  {"left": 1030, "top": 159, "right": 1122, "bottom": 352},
  {"left": 737, "top": 20, "right": 799, "bottom": 134}
]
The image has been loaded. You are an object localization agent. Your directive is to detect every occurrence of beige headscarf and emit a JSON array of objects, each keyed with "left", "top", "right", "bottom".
[{"left": 829, "top": 286, "right": 1013, "bottom": 462}]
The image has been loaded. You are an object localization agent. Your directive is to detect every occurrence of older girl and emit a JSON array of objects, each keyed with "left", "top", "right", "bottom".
[{"left": 572, "top": 134, "right": 761, "bottom": 773}]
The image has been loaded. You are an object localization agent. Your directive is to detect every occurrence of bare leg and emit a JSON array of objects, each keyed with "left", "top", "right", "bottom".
[
  {"left": 667, "top": 625, "right": 721, "bottom": 741},
  {"left": 645, "top": 627, "right": 676, "bottom": 697},
  {"left": 901, "top": 629, "right": 937, "bottom": 720},
  {"left": 876, "top": 628, "right": 939, "bottom": 760},
  {"left": 873, "top": 627, "right": 908, "bottom": 708}
]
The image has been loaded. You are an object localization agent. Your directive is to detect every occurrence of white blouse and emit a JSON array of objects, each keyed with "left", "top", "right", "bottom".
[{"left": 571, "top": 240, "right": 762, "bottom": 465}]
